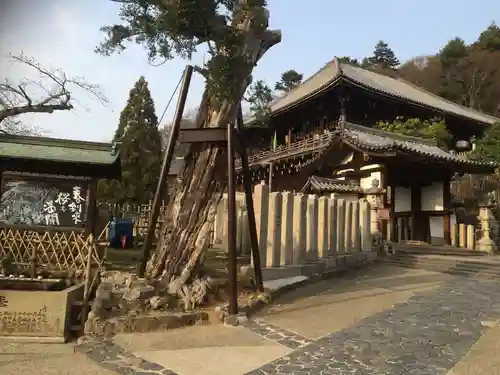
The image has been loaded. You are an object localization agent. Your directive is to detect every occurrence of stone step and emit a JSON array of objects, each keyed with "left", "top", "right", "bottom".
[
  {"left": 384, "top": 255, "right": 500, "bottom": 279},
  {"left": 384, "top": 261, "right": 500, "bottom": 279},
  {"left": 393, "top": 244, "right": 486, "bottom": 257}
]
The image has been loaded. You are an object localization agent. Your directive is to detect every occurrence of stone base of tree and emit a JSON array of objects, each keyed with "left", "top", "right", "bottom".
[{"left": 84, "top": 271, "right": 210, "bottom": 337}]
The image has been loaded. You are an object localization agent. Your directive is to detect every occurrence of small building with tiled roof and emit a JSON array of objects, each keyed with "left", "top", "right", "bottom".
[
  {"left": 0, "top": 133, "right": 121, "bottom": 232},
  {"left": 237, "top": 58, "right": 499, "bottom": 248}
]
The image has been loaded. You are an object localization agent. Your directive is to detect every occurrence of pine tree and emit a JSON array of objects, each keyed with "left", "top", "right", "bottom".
[
  {"left": 363, "top": 40, "right": 400, "bottom": 71},
  {"left": 275, "top": 69, "right": 303, "bottom": 93},
  {"left": 99, "top": 76, "right": 162, "bottom": 204}
]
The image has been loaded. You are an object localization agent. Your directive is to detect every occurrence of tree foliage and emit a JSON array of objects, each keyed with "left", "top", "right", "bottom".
[
  {"left": 362, "top": 40, "right": 400, "bottom": 71},
  {"left": 398, "top": 22, "right": 500, "bottom": 116},
  {"left": 98, "top": 0, "right": 280, "bottom": 107},
  {"left": 274, "top": 69, "right": 303, "bottom": 92},
  {"left": 0, "top": 53, "right": 107, "bottom": 135},
  {"left": 98, "top": 76, "right": 162, "bottom": 204},
  {"left": 375, "top": 117, "right": 452, "bottom": 150},
  {"left": 338, "top": 56, "right": 360, "bottom": 66},
  {"left": 244, "top": 79, "right": 273, "bottom": 118},
  {"left": 471, "top": 122, "right": 500, "bottom": 164},
  {"left": 338, "top": 24, "right": 500, "bottom": 118}
]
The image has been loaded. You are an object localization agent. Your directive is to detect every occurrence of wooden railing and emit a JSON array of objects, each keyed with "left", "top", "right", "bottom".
[{"left": 236, "top": 131, "right": 334, "bottom": 168}]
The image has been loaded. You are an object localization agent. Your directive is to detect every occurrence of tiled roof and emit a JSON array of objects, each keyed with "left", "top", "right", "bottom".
[
  {"left": 301, "top": 175, "right": 364, "bottom": 194},
  {"left": 340, "top": 122, "right": 497, "bottom": 168},
  {"left": 251, "top": 58, "right": 499, "bottom": 125},
  {"left": 0, "top": 134, "right": 119, "bottom": 165}
]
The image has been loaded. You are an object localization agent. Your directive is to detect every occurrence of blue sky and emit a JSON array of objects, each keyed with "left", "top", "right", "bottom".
[{"left": 1, "top": 0, "right": 498, "bottom": 142}]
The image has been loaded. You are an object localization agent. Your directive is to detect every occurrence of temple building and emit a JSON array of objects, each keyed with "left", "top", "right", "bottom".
[{"left": 238, "top": 57, "right": 499, "bottom": 246}]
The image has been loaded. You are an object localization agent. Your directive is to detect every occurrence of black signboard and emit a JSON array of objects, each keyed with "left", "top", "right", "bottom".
[{"left": 0, "top": 177, "right": 89, "bottom": 228}]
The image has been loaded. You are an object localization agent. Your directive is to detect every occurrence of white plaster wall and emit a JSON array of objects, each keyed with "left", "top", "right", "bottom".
[
  {"left": 360, "top": 170, "right": 382, "bottom": 190},
  {"left": 394, "top": 187, "right": 411, "bottom": 212},
  {"left": 429, "top": 216, "right": 444, "bottom": 243},
  {"left": 421, "top": 182, "right": 444, "bottom": 211}
]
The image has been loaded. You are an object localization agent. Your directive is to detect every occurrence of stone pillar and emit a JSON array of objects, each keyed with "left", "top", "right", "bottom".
[
  {"left": 451, "top": 224, "right": 457, "bottom": 247},
  {"left": 292, "top": 194, "right": 307, "bottom": 264},
  {"left": 240, "top": 209, "right": 250, "bottom": 255},
  {"left": 360, "top": 200, "right": 371, "bottom": 251},
  {"left": 336, "top": 199, "right": 346, "bottom": 253},
  {"left": 351, "top": 201, "right": 360, "bottom": 252},
  {"left": 459, "top": 224, "right": 466, "bottom": 248},
  {"left": 317, "top": 196, "right": 329, "bottom": 258},
  {"left": 466, "top": 224, "right": 475, "bottom": 250},
  {"left": 364, "top": 179, "right": 385, "bottom": 254},
  {"left": 214, "top": 195, "right": 228, "bottom": 245},
  {"left": 476, "top": 204, "right": 497, "bottom": 254},
  {"left": 266, "top": 192, "right": 282, "bottom": 267},
  {"left": 328, "top": 197, "right": 337, "bottom": 254},
  {"left": 253, "top": 181, "right": 269, "bottom": 267},
  {"left": 306, "top": 195, "right": 318, "bottom": 260},
  {"left": 280, "top": 191, "right": 294, "bottom": 265},
  {"left": 344, "top": 201, "right": 353, "bottom": 252}
]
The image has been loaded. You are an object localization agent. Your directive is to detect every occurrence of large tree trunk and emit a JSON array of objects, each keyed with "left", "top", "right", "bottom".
[{"left": 145, "top": 7, "right": 281, "bottom": 309}]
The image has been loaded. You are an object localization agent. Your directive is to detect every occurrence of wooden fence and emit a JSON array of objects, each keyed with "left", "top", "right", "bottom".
[{"left": 96, "top": 201, "right": 167, "bottom": 238}]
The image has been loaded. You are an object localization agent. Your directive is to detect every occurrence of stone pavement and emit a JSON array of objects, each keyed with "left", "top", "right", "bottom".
[
  {"left": 12, "top": 264, "right": 500, "bottom": 375},
  {"left": 0, "top": 340, "right": 117, "bottom": 375}
]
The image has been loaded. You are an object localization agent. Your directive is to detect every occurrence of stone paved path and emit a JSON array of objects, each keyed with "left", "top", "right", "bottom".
[{"left": 76, "top": 265, "right": 500, "bottom": 375}]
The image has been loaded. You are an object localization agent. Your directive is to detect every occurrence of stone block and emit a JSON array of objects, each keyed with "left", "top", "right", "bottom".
[
  {"left": 306, "top": 195, "right": 319, "bottom": 260},
  {"left": 266, "top": 192, "right": 282, "bottom": 267},
  {"left": 318, "top": 196, "right": 329, "bottom": 258},
  {"left": 281, "top": 191, "right": 294, "bottom": 265},
  {"left": 0, "top": 282, "right": 84, "bottom": 342},
  {"left": 292, "top": 194, "right": 307, "bottom": 264},
  {"left": 260, "top": 265, "right": 303, "bottom": 281},
  {"left": 122, "top": 285, "right": 156, "bottom": 302}
]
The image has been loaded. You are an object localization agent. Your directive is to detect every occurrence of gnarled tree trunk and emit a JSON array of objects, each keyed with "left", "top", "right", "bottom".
[{"left": 145, "top": 8, "right": 281, "bottom": 309}]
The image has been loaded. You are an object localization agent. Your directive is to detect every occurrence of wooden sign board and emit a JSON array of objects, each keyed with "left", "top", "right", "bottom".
[
  {"left": 377, "top": 208, "right": 390, "bottom": 220},
  {"left": 0, "top": 176, "right": 89, "bottom": 228}
]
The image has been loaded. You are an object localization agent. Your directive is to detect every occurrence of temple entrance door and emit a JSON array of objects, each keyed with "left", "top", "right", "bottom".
[{"left": 412, "top": 212, "right": 430, "bottom": 242}]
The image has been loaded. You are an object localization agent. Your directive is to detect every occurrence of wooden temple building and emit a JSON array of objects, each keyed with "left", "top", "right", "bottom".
[{"left": 237, "top": 57, "right": 499, "bottom": 246}]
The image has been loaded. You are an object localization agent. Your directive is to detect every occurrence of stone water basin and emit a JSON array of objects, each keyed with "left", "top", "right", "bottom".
[{"left": 0, "top": 276, "right": 84, "bottom": 343}]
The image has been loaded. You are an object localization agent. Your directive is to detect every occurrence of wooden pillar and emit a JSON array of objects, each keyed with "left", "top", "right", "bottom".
[
  {"left": 85, "top": 180, "right": 98, "bottom": 236},
  {"left": 389, "top": 185, "right": 396, "bottom": 242},
  {"left": 443, "top": 179, "right": 452, "bottom": 245},
  {"left": 410, "top": 185, "right": 421, "bottom": 241}
]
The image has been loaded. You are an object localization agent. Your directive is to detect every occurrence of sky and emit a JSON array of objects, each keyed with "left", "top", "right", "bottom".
[{"left": 0, "top": 0, "right": 499, "bottom": 142}]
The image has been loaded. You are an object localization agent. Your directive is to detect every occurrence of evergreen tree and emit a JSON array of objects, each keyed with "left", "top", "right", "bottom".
[
  {"left": 338, "top": 56, "right": 360, "bottom": 66},
  {"left": 275, "top": 69, "right": 303, "bottom": 92},
  {"left": 364, "top": 40, "right": 400, "bottom": 70},
  {"left": 244, "top": 79, "right": 273, "bottom": 118},
  {"left": 99, "top": 76, "right": 162, "bottom": 204}
]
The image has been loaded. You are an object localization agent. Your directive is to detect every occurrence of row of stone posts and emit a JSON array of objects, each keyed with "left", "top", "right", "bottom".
[{"left": 213, "top": 182, "right": 373, "bottom": 268}]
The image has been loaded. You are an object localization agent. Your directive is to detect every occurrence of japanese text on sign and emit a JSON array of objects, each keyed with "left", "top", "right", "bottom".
[{"left": 42, "top": 186, "right": 86, "bottom": 226}]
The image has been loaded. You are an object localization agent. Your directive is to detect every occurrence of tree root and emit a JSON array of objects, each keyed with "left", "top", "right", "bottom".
[{"left": 176, "top": 274, "right": 215, "bottom": 311}]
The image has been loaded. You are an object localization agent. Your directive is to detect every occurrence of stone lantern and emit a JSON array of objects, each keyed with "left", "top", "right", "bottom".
[
  {"left": 363, "top": 178, "right": 386, "bottom": 254},
  {"left": 476, "top": 193, "right": 497, "bottom": 254}
]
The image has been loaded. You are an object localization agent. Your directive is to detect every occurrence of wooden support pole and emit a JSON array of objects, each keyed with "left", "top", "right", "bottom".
[
  {"left": 138, "top": 65, "right": 193, "bottom": 277},
  {"left": 236, "top": 108, "right": 264, "bottom": 292},
  {"left": 227, "top": 119, "right": 238, "bottom": 315}
]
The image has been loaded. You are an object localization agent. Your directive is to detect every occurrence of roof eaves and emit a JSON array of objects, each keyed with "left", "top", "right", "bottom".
[{"left": 341, "top": 74, "right": 499, "bottom": 126}]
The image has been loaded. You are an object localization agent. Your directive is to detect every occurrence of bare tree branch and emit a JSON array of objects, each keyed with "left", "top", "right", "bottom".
[{"left": 0, "top": 52, "right": 109, "bottom": 133}]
